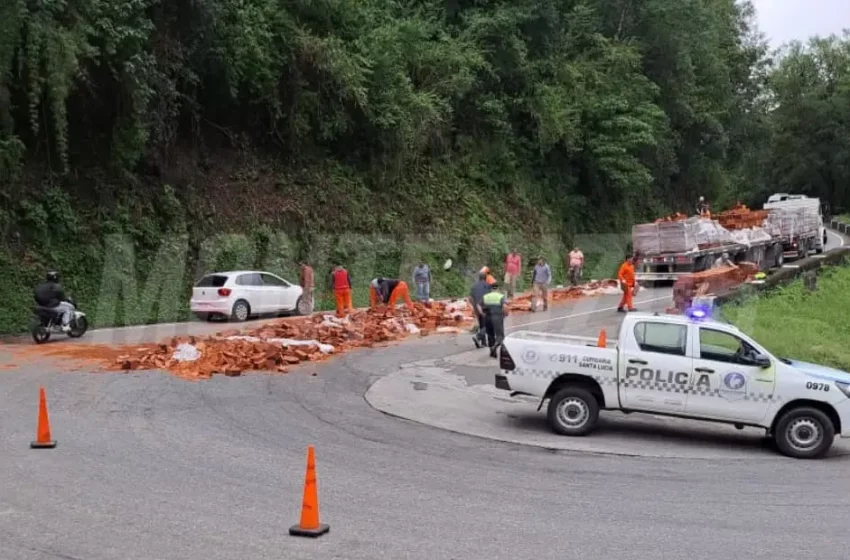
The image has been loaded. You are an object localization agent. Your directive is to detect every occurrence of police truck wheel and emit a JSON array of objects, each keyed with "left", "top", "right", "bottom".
[
  {"left": 774, "top": 407, "right": 834, "bottom": 459},
  {"left": 547, "top": 387, "right": 599, "bottom": 437}
]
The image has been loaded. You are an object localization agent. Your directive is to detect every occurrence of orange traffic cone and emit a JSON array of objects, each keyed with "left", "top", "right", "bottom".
[
  {"left": 31, "top": 386, "right": 57, "bottom": 449},
  {"left": 597, "top": 329, "right": 607, "bottom": 348},
  {"left": 289, "top": 445, "right": 329, "bottom": 538}
]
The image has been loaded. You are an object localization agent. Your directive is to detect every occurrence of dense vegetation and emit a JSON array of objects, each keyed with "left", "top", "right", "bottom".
[
  {"left": 723, "top": 265, "right": 850, "bottom": 371},
  {"left": 0, "top": 0, "right": 848, "bottom": 333}
]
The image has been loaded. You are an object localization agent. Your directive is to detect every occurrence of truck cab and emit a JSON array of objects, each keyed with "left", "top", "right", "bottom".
[{"left": 496, "top": 311, "right": 850, "bottom": 458}]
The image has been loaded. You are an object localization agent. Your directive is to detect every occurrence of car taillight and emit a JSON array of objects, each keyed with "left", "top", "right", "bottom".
[
  {"left": 499, "top": 346, "right": 516, "bottom": 370},
  {"left": 218, "top": 288, "right": 232, "bottom": 296}
]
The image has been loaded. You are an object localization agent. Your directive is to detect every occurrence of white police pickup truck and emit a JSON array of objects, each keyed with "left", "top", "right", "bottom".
[{"left": 494, "top": 311, "right": 850, "bottom": 459}]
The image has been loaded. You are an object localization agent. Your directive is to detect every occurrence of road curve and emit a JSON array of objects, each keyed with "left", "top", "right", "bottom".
[{"left": 2, "top": 256, "right": 850, "bottom": 559}]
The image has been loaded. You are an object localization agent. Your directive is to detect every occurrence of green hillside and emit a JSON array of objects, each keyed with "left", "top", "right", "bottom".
[{"left": 2, "top": 0, "right": 850, "bottom": 333}]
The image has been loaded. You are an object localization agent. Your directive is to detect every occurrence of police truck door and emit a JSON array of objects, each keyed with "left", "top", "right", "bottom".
[
  {"left": 686, "top": 327, "right": 776, "bottom": 423},
  {"left": 620, "top": 320, "right": 692, "bottom": 413}
]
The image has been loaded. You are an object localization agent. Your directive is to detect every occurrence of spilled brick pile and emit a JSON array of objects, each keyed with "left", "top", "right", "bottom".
[
  {"left": 506, "top": 280, "right": 620, "bottom": 312},
  {"left": 4, "top": 278, "right": 624, "bottom": 380},
  {"left": 109, "top": 301, "right": 473, "bottom": 380},
  {"left": 670, "top": 263, "right": 759, "bottom": 313}
]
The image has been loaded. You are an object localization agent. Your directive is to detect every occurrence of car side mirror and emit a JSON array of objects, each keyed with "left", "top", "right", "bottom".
[{"left": 752, "top": 354, "right": 771, "bottom": 368}]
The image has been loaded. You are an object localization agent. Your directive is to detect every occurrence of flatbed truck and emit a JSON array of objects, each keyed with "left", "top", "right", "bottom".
[{"left": 635, "top": 194, "right": 825, "bottom": 285}]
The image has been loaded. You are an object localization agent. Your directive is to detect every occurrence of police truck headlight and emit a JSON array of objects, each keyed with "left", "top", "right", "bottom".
[{"left": 836, "top": 381, "right": 850, "bottom": 398}]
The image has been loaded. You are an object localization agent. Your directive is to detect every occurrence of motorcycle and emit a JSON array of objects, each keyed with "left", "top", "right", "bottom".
[{"left": 31, "top": 299, "right": 88, "bottom": 344}]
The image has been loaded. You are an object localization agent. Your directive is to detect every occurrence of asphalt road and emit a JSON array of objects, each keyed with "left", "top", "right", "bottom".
[{"left": 1, "top": 232, "right": 849, "bottom": 560}]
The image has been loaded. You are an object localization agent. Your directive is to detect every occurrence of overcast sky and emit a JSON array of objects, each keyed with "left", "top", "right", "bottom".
[{"left": 751, "top": 0, "right": 849, "bottom": 47}]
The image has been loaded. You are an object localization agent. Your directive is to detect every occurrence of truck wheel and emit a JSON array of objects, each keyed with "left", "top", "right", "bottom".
[
  {"left": 547, "top": 387, "right": 600, "bottom": 437},
  {"left": 773, "top": 407, "right": 835, "bottom": 459}
]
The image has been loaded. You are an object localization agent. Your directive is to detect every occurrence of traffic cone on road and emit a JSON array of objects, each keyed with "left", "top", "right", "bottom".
[
  {"left": 597, "top": 329, "right": 607, "bottom": 348},
  {"left": 30, "top": 387, "right": 57, "bottom": 449},
  {"left": 289, "top": 445, "right": 329, "bottom": 538}
]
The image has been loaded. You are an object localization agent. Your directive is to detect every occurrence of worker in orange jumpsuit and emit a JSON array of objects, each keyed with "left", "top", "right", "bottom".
[
  {"left": 329, "top": 264, "right": 354, "bottom": 317},
  {"left": 617, "top": 255, "right": 638, "bottom": 313},
  {"left": 480, "top": 266, "right": 496, "bottom": 285},
  {"left": 370, "top": 278, "right": 414, "bottom": 310}
]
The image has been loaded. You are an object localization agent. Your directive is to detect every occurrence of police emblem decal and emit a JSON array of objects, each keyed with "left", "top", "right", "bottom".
[
  {"left": 723, "top": 372, "right": 746, "bottom": 390},
  {"left": 719, "top": 371, "right": 747, "bottom": 400},
  {"left": 523, "top": 348, "right": 539, "bottom": 364}
]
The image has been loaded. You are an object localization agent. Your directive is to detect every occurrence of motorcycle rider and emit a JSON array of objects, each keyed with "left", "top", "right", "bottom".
[{"left": 34, "top": 271, "right": 75, "bottom": 332}]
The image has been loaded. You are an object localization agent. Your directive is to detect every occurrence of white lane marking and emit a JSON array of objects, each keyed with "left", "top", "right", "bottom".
[
  {"left": 508, "top": 295, "right": 671, "bottom": 330},
  {"left": 827, "top": 229, "right": 845, "bottom": 247}
]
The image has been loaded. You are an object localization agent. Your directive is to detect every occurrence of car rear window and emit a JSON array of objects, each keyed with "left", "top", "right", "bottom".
[{"left": 195, "top": 274, "right": 229, "bottom": 288}]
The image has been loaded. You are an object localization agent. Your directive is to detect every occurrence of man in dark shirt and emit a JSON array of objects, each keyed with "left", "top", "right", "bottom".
[
  {"left": 33, "top": 271, "right": 75, "bottom": 331},
  {"left": 468, "top": 272, "right": 490, "bottom": 348}
]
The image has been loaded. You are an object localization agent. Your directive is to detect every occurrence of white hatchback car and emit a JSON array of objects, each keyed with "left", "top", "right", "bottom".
[{"left": 190, "top": 270, "right": 312, "bottom": 321}]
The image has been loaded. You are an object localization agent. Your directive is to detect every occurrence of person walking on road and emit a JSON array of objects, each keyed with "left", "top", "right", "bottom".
[
  {"left": 530, "top": 257, "right": 551, "bottom": 312},
  {"left": 370, "top": 277, "right": 415, "bottom": 310},
  {"left": 479, "top": 281, "right": 508, "bottom": 358},
  {"left": 469, "top": 272, "right": 490, "bottom": 348},
  {"left": 504, "top": 249, "right": 521, "bottom": 299},
  {"left": 299, "top": 261, "right": 315, "bottom": 310},
  {"left": 412, "top": 261, "right": 432, "bottom": 302},
  {"left": 568, "top": 247, "right": 584, "bottom": 286},
  {"left": 617, "top": 254, "right": 638, "bottom": 313},
  {"left": 329, "top": 264, "right": 354, "bottom": 318}
]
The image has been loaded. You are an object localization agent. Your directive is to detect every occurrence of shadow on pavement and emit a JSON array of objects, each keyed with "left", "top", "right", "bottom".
[{"left": 500, "top": 411, "right": 850, "bottom": 460}]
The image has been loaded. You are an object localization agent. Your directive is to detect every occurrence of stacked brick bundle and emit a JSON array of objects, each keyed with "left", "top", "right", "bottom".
[
  {"left": 715, "top": 204, "right": 769, "bottom": 230},
  {"left": 655, "top": 213, "right": 689, "bottom": 223}
]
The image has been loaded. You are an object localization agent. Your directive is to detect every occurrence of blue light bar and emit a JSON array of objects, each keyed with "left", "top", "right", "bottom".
[{"left": 685, "top": 305, "right": 711, "bottom": 320}]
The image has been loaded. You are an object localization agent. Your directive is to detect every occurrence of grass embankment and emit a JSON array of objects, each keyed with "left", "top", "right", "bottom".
[{"left": 722, "top": 266, "right": 850, "bottom": 370}]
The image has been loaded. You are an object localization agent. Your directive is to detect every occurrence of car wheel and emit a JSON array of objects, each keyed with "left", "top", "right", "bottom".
[
  {"left": 231, "top": 300, "right": 251, "bottom": 322},
  {"left": 546, "top": 387, "right": 600, "bottom": 437},
  {"left": 774, "top": 407, "right": 835, "bottom": 459},
  {"left": 295, "top": 296, "right": 313, "bottom": 316}
]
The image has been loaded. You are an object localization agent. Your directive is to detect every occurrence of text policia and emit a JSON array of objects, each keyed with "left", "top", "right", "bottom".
[{"left": 625, "top": 366, "right": 711, "bottom": 389}]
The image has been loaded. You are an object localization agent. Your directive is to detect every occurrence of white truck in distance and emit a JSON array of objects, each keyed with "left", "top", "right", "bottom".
[
  {"left": 494, "top": 312, "right": 850, "bottom": 459},
  {"left": 763, "top": 193, "right": 827, "bottom": 260}
]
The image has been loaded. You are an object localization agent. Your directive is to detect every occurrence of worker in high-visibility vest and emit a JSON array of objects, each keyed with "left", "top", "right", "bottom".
[{"left": 478, "top": 281, "right": 508, "bottom": 358}]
